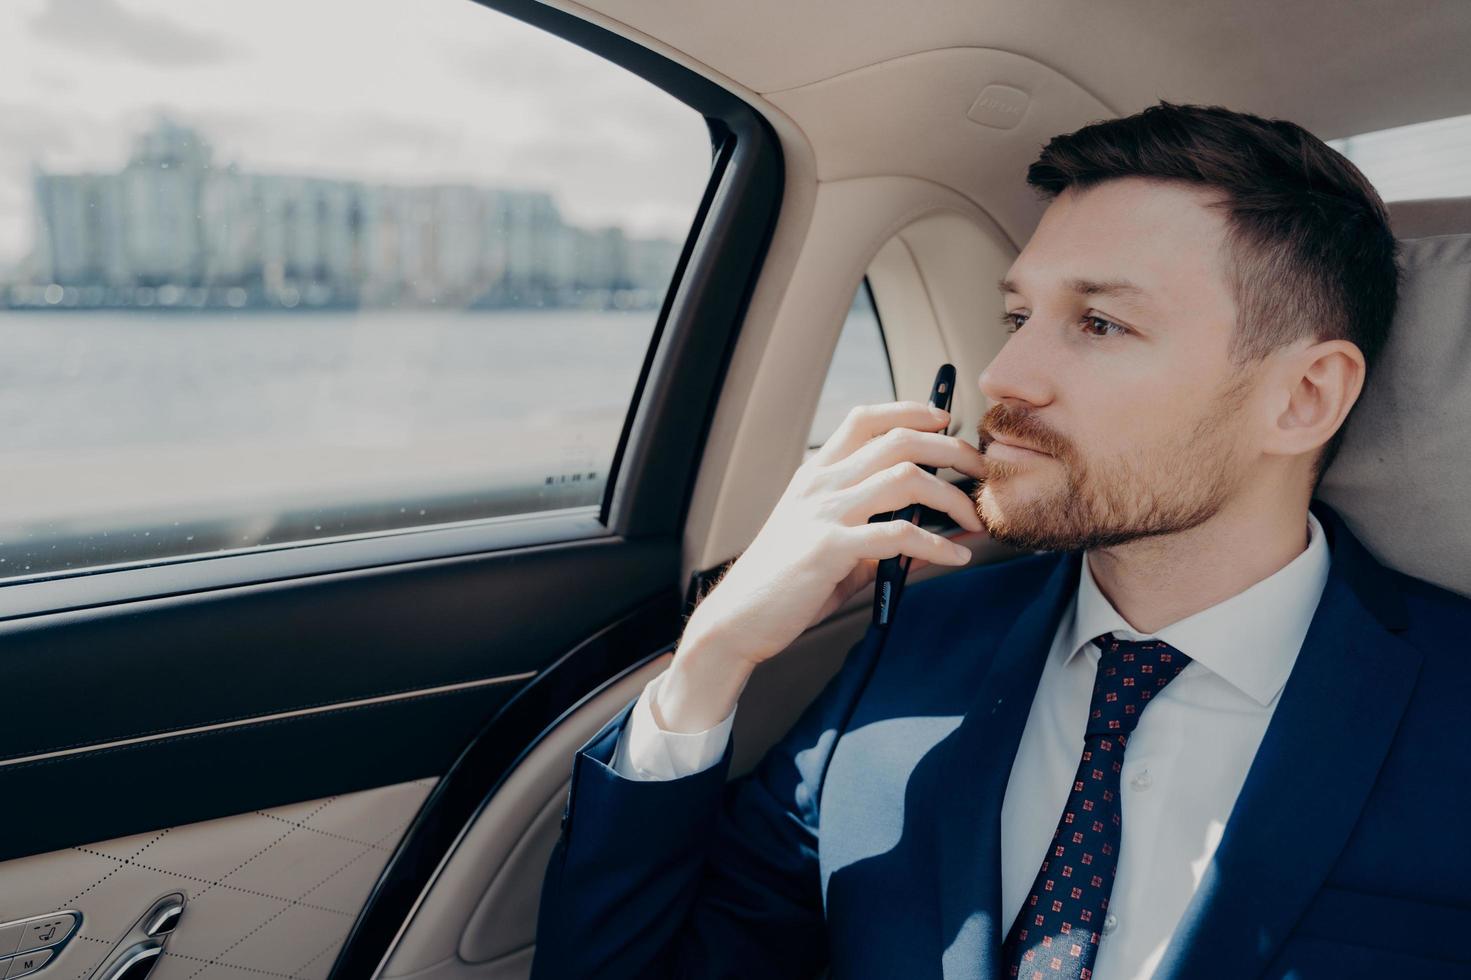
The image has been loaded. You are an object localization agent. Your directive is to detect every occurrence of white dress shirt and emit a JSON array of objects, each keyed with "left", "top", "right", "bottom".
[{"left": 611, "top": 510, "right": 1331, "bottom": 980}]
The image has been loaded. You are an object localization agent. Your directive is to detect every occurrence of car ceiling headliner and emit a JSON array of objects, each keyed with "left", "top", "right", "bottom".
[{"left": 563, "top": 0, "right": 1471, "bottom": 140}]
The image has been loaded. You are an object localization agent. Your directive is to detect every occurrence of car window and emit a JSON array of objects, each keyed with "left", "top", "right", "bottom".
[
  {"left": 806, "top": 278, "right": 895, "bottom": 452},
  {"left": 1327, "top": 110, "right": 1471, "bottom": 200},
  {"left": 0, "top": 0, "right": 710, "bottom": 581}
]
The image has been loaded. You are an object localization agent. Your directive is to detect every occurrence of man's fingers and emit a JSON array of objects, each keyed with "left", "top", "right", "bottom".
[
  {"left": 845, "top": 519, "right": 973, "bottom": 566},
  {"left": 836, "top": 462, "right": 983, "bottom": 532},
  {"left": 808, "top": 401, "right": 950, "bottom": 468},
  {"left": 822, "top": 427, "right": 986, "bottom": 489}
]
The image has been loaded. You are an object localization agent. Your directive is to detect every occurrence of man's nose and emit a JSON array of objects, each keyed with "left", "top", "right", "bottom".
[{"left": 978, "top": 320, "right": 1053, "bottom": 408}]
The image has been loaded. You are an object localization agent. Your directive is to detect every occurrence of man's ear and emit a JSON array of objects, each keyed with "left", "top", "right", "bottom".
[{"left": 1268, "top": 338, "right": 1365, "bottom": 458}]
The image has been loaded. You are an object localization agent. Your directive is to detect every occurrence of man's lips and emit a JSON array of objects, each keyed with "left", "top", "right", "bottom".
[{"left": 985, "top": 432, "right": 1050, "bottom": 456}]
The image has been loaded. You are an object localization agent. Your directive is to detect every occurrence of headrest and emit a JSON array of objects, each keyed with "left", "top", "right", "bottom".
[{"left": 1316, "top": 198, "right": 1471, "bottom": 600}]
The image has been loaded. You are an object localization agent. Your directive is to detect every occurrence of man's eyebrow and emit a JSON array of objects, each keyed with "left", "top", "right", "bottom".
[{"left": 997, "top": 277, "right": 1150, "bottom": 301}]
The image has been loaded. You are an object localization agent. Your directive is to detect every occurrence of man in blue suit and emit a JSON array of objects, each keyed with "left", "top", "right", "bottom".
[{"left": 533, "top": 101, "right": 1471, "bottom": 979}]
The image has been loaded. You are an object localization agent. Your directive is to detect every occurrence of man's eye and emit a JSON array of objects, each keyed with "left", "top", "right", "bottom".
[
  {"left": 997, "top": 311, "right": 1128, "bottom": 337},
  {"left": 1083, "top": 314, "right": 1128, "bottom": 337}
]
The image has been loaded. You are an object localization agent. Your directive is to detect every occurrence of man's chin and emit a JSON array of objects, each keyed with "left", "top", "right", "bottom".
[
  {"left": 975, "top": 484, "right": 1084, "bottom": 551},
  {"left": 979, "top": 519, "right": 1087, "bottom": 553},
  {"left": 976, "top": 476, "right": 1050, "bottom": 519}
]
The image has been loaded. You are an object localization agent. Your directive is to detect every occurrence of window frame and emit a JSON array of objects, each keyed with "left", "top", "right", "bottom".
[{"left": 0, "top": 0, "right": 784, "bottom": 621}]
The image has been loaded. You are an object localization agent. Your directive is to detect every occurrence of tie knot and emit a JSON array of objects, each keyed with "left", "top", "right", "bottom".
[{"left": 1085, "top": 632, "right": 1192, "bottom": 738}]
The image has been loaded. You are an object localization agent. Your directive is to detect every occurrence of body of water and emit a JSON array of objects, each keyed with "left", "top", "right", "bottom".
[
  {"left": 0, "top": 308, "right": 652, "bottom": 453},
  {"left": 0, "top": 305, "right": 890, "bottom": 576}
]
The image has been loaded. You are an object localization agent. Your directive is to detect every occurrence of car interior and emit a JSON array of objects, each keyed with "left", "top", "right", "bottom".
[{"left": 0, "top": 1, "right": 1467, "bottom": 979}]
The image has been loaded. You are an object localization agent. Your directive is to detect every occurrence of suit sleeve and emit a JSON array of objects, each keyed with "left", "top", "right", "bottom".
[
  {"left": 611, "top": 668, "right": 737, "bottom": 781},
  {"left": 530, "top": 621, "right": 888, "bottom": 980}
]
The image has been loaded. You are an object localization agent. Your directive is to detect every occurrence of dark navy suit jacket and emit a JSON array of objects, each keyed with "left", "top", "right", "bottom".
[{"left": 531, "top": 498, "right": 1471, "bottom": 978}]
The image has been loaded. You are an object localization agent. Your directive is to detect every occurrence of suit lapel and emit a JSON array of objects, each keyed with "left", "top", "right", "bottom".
[
  {"left": 1150, "top": 499, "right": 1422, "bottom": 979},
  {"left": 934, "top": 549, "right": 1082, "bottom": 980}
]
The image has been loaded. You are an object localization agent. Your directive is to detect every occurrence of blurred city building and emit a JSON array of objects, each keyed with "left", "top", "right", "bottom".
[{"left": 8, "top": 118, "right": 682, "bottom": 311}]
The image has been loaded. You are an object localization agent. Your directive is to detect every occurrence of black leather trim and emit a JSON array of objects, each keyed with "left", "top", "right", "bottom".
[
  {"left": 0, "top": 538, "right": 672, "bottom": 766},
  {"left": 0, "top": 676, "right": 517, "bottom": 863}
]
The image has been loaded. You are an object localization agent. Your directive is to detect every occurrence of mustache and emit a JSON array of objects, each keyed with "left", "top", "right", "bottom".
[{"left": 976, "top": 409, "right": 1063, "bottom": 456}]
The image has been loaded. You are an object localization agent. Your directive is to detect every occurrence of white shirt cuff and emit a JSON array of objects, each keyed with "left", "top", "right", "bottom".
[{"left": 611, "top": 667, "right": 737, "bottom": 780}]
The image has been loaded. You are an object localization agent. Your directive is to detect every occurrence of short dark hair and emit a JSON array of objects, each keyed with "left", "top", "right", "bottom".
[{"left": 1024, "top": 100, "right": 1403, "bottom": 492}]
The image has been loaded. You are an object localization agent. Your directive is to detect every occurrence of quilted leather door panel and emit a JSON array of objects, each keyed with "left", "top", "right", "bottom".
[{"left": 0, "top": 779, "right": 434, "bottom": 980}]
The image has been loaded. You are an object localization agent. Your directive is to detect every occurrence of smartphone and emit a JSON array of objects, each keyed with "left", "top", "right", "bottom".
[{"left": 872, "top": 363, "right": 957, "bottom": 628}]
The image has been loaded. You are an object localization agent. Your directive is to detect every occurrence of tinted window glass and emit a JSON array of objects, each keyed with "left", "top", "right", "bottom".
[
  {"left": 0, "top": 0, "right": 710, "bottom": 579},
  {"left": 1327, "top": 111, "right": 1471, "bottom": 201},
  {"left": 807, "top": 279, "right": 895, "bottom": 450}
]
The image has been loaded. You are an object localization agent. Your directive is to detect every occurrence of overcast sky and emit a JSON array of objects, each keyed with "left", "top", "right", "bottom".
[{"left": 0, "top": 0, "right": 712, "bottom": 265}]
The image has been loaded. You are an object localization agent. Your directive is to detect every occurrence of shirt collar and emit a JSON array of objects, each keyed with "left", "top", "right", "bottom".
[{"left": 1059, "top": 508, "right": 1332, "bottom": 707}]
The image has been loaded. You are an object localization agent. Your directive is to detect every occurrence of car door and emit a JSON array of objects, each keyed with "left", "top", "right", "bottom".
[{"left": 0, "top": 1, "right": 782, "bottom": 978}]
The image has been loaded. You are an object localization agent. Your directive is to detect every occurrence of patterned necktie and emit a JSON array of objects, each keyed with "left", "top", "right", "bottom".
[{"left": 1001, "top": 631, "right": 1193, "bottom": 979}]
